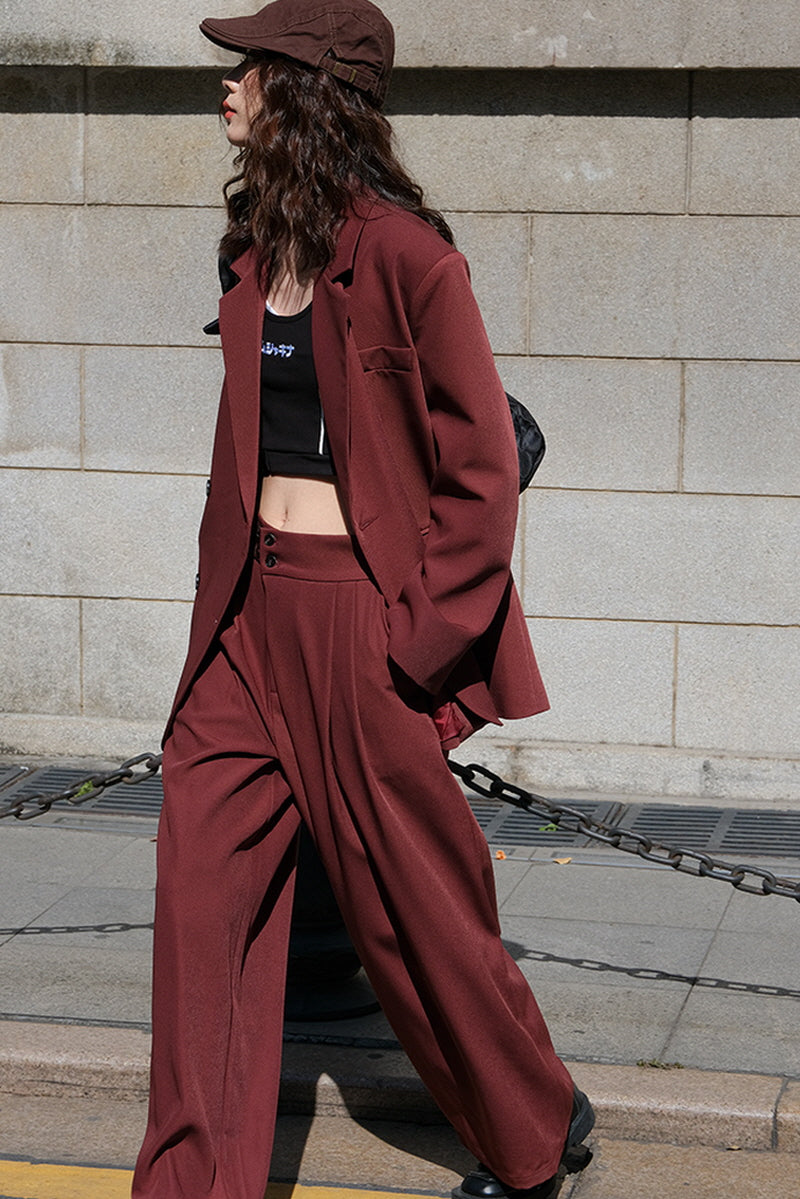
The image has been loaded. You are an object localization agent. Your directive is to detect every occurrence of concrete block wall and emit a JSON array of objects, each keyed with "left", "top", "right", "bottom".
[
  {"left": 0, "top": 66, "right": 227, "bottom": 759},
  {"left": 2, "top": 4, "right": 799, "bottom": 803},
  {"left": 6, "top": 2, "right": 800, "bottom": 69}
]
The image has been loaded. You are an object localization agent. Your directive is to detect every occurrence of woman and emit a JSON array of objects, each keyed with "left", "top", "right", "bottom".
[{"left": 132, "top": 1, "right": 594, "bottom": 1196}]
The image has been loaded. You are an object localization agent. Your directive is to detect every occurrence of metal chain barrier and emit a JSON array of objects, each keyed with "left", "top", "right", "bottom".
[
  {"left": 1, "top": 752, "right": 799, "bottom": 902},
  {"left": 449, "top": 760, "right": 800, "bottom": 903},
  {"left": 0, "top": 753, "right": 163, "bottom": 822}
]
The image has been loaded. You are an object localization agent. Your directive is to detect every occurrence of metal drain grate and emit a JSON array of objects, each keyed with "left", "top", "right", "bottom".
[
  {"left": 613, "top": 804, "right": 800, "bottom": 858},
  {"left": 720, "top": 810, "right": 800, "bottom": 857},
  {"left": 468, "top": 800, "right": 507, "bottom": 833},
  {"left": 485, "top": 799, "right": 619, "bottom": 848},
  {"left": 614, "top": 804, "right": 731, "bottom": 853},
  {"left": 8, "top": 766, "right": 98, "bottom": 800},
  {"left": 0, "top": 765, "right": 30, "bottom": 793},
  {"left": 90, "top": 776, "right": 164, "bottom": 817},
  {"left": 5, "top": 766, "right": 164, "bottom": 819}
]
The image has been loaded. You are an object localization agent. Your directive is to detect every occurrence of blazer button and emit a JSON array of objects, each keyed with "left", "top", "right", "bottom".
[
  {"left": 265, "top": 553, "right": 278, "bottom": 568},
  {"left": 205, "top": 478, "right": 211, "bottom": 497},
  {"left": 263, "top": 531, "right": 276, "bottom": 546},
  {"left": 195, "top": 572, "right": 201, "bottom": 590}
]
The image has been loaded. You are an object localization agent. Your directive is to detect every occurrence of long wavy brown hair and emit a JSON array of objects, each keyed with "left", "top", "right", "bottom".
[{"left": 219, "top": 54, "right": 453, "bottom": 288}]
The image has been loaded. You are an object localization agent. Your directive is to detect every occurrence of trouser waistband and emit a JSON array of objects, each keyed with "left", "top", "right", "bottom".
[{"left": 252, "top": 517, "right": 370, "bottom": 581}]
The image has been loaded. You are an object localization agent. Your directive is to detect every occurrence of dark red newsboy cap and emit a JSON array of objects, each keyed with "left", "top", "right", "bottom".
[{"left": 200, "top": 0, "right": 395, "bottom": 106}]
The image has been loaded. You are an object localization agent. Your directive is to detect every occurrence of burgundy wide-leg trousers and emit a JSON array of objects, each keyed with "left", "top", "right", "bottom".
[{"left": 132, "top": 520, "right": 574, "bottom": 1199}]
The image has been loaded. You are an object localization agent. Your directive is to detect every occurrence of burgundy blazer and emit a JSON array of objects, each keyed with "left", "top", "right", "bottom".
[{"left": 165, "top": 197, "right": 548, "bottom": 743}]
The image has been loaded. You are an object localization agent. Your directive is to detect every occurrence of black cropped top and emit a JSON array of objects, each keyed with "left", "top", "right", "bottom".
[{"left": 259, "top": 302, "right": 335, "bottom": 478}]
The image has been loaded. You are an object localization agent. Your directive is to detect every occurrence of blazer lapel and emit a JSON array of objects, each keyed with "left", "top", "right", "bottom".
[
  {"left": 313, "top": 270, "right": 351, "bottom": 507},
  {"left": 219, "top": 247, "right": 263, "bottom": 517},
  {"left": 312, "top": 200, "right": 375, "bottom": 519}
]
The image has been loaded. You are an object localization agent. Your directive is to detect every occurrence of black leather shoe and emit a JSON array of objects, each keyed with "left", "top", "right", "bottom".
[{"left": 452, "top": 1087, "right": 595, "bottom": 1199}]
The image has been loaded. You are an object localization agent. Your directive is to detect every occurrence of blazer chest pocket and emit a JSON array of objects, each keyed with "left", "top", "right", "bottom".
[{"left": 357, "top": 345, "right": 416, "bottom": 374}]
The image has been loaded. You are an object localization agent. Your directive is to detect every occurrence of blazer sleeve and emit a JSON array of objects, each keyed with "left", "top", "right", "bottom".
[{"left": 385, "top": 251, "right": 520, "bottom": 695}]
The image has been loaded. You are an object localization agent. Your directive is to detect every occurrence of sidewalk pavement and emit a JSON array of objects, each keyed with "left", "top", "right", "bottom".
[{"left": 1, "top": 755, "right": 799, "bottom": 1159}]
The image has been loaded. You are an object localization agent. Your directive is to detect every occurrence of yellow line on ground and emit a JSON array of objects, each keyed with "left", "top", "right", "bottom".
[
  {"left": 0, "top": 1161, "right": 435, "bottom": 1199},
  {"left": 272, "top": 1188, "right": 436, "bottom": 1199},
  {"left": 0, "top": 1159, "right": 132, "bottom": 1198}
]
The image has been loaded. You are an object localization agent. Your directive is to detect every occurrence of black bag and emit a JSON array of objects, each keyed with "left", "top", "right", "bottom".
[{"left": 506, "top": 393, "right": 545, "bottom": 492}]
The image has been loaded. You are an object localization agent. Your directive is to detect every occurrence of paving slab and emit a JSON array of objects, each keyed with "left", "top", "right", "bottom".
[
  {"left": 0, "top": 825, "right": 143, "bottom": 888},
  {"left": 68, "top": 836, "right": 156, "bottom": 890},
  {"left": 0, "top": 944, "right": 152, "bottom": 1025},
  {"left": 717, "top": 887, "right": 800, "bottom": 934},
  {"left": 499, "top": 857, "right": 732, "bottom": 928},
  {"left": 699, "top": 929, "right": 800, "bottom": 989},
  {"left": 0, "top": 884, "right": 68, "bottom": 946},
  {"left": 490, "top": 858, "right": 532, "bottom": 907},
  {"left": 501, "top": 914, "right": 717, "bottom": 988},
  {"left": 525, "top": 981, "right": 690, "bottom": 1065},
  {"left": 23, "top": 887, "right": 155, "bottom": 952},
  {"left": 661, "top": 990, "right": 800, "bottom": 1078},
  {"left": 570, "top": 1138, "right": 799, "bottom": 1199}
]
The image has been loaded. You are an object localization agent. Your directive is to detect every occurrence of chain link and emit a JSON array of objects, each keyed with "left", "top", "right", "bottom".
[
  {"left": 448, "top": 760, "right": 800, "bottom": 903},
  {"left": 2, "top": 752, "right": 799, "bottom": 902},
  {"left": 0, "top": 753, "right": 163, "bottom": 822}
]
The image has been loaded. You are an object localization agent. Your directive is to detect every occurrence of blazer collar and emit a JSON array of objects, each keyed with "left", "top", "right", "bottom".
[
  {"left": 226, "top": 192, "right": 379, "bottom": 288},
  {"left": 326, "top": 195, "right": 379, "bottom": 282},
  {"left": 228, "top": 245, "right": 258, "bottom": 287}
]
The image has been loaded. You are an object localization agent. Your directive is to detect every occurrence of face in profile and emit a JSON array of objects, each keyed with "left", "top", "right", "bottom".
[{"left": 222, "top": 58, "right": 262, "bottom": 145}]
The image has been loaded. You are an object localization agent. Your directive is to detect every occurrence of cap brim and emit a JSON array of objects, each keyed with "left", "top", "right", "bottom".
[{"left": 200, "top": 16, "right": 277, "bottom": 54}]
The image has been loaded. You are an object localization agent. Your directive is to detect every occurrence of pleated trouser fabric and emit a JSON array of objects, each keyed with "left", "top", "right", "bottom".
[{"left": 132, "top": 520, "right": 574, "bottom": 1199}]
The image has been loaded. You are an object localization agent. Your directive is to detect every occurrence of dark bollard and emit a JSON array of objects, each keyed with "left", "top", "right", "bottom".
[{"left": 284, "top": 824, "right": 380, "bottom": 1021}]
